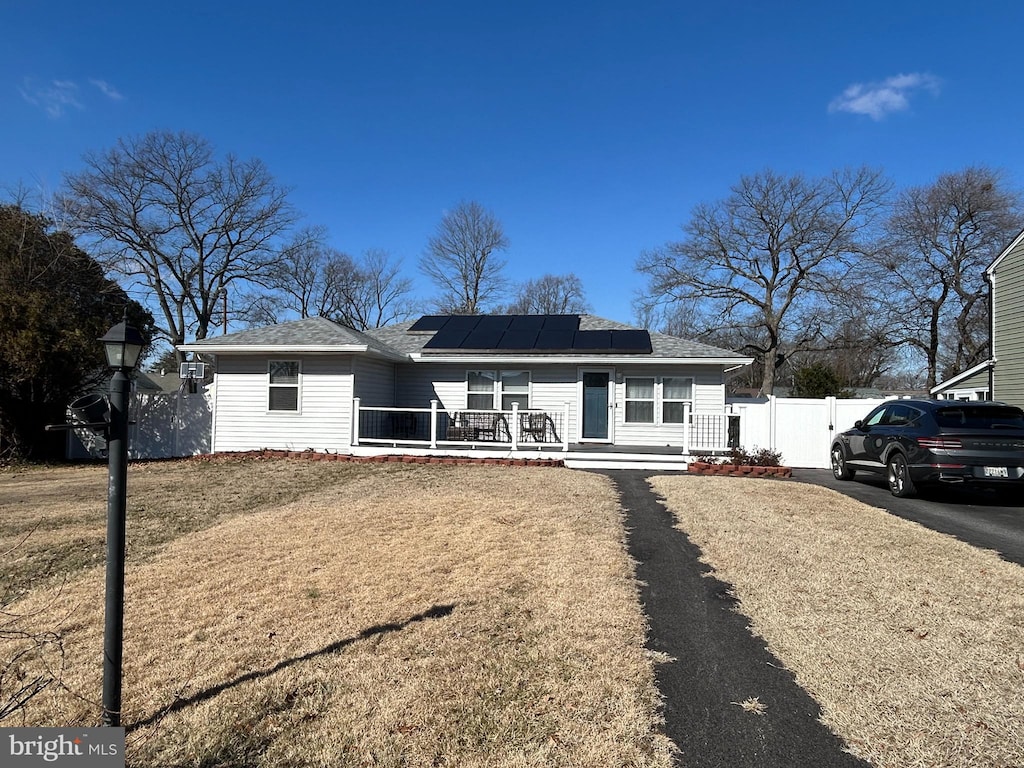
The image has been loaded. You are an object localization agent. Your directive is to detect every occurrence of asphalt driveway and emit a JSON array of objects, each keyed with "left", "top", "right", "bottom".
[
  {"left": 794, "top": 469, "right": 1024, "bottom": 567},
  {"left": 602, "top": 470, "right": 869, "bottom": 768}
]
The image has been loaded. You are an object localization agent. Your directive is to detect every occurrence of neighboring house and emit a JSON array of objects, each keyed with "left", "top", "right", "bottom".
[
  {"left": 178, "top": 314, "right": 753, "bottom": 469},
  {"left": 987, "top": 227, "right": 1024, "bottom": 408},
  {"left": 930, "top": 360, "right": 993, "bottom": 401},
  {"left": 932, "top": 227, "right": 1024, "bottom": 407}
]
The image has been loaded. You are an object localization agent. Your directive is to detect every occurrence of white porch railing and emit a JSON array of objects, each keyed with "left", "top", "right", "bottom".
[
  {"left": 353, "top": 399, "right": 571, "bottom": 452},
  {"left": 684, "top": 406, "right": 739, "bottom": 454}
]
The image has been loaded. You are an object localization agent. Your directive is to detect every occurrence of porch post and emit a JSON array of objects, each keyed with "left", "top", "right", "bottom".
[
  {"left": 562, "top": 402, "right": 570, "bottom": 452},
  {"left": 510, "top": 402, "right": 519, "bottom": 451},
  {"left": 682, "top": 402, "right": 691, "bottom": 456},
  {"left": 430, "top": 400, "right": 438, "bottom": 449},
  {"left": 352, "top": 397, "right": 361, "bottom": 446}
]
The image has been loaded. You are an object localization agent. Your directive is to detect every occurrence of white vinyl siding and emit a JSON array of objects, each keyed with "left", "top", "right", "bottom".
[
  {"left": 212, "top": 355, "right": 354, "bottom": 453},
  {"left": 353, "top": 357, "right": 397, "bottom": 406}
]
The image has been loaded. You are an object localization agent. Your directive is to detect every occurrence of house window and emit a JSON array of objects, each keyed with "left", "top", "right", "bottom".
[
  {"left": 624, "top": 377, "right": 655, "bottom": 423},
  {"left": 500, "top": 370, "right": 530, "bottom": 410},
  {"left": 467, "top": 370, "right": 531, "bottom": 410},
  {"left": 268, "top": 361, "right": 300, "bottom": 411},
  {"left": 467, "top": 370, "right": 497, "bottom": 410},
  {"left": 662, "top": 376, "right": 693, "bottom": 423}
]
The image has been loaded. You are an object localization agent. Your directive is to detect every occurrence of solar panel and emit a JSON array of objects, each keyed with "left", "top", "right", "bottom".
[
  {"left": 414, "top": 314, "right": 653, "bottom": 355},
  {"left": 423, "top": 326, "right": 471, "bottom": 349},
  {"left": 572, "top": 330, "right": 613, "bottom": 350},
  {"left": 542, "top": 315, "right": 580, "bottom": 331},
  {"left": 475, "top": 315, "right": 512, "bottom": 333},
  {"left": 496, "top": 329, "right": 539, "bottom": 349},
  {"left": 534, "top": 329, "right": 576, "bottom": 350},
  {"left": 462, "top": 328, "right": 505, "bottom": 350},
  {"left": 409, "top": 315, "right": 449, "bottom": 332},
  {"left": 508, "top": 315, "right": 545, "bottom": 330},
  {"left": 443, "top": 315, "right": 482, "bottom": 331},
  {"left": 610, "top": 330, "right": 653, "bottom": 353}
]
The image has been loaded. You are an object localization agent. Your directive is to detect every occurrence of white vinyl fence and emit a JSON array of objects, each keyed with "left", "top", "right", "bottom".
[
  {"left": 727, "top": 396, "right": 893, "bottom": 469},
  {"left": 68, "top": 388, "right": 213, "bottom": 460}
]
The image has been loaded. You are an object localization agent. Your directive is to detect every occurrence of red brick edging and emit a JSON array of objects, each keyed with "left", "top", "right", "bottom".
[
  {"left": 687, "top": 461, "right": 792, "bottom": 478},
  {"left": 185, "top": 449, "right": 564, "bottom": 468}
]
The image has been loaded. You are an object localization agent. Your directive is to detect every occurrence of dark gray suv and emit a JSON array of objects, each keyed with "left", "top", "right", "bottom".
[{"left": 830, "top": 399, "right": 1024, "bottom": 497}]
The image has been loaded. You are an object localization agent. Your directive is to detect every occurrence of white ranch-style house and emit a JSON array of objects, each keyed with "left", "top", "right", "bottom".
[{"left": 179, "top": 314, "right": 753, "bottom": 469}]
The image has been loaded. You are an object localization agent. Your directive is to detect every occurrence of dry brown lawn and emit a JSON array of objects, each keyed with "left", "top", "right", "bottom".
[
  {"left": 650, "top": 474, "right": 1024, "bottom": 768},
  {"left": 1, "top": 460, "right": 673, "bottom": 767}
]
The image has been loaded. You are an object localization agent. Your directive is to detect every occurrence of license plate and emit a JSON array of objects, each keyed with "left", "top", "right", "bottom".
[{"left": 983, "top": 466, "right": 1009, "bottom": 478}]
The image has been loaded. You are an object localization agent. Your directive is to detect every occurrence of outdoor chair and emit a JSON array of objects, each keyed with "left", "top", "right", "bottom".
[
  {"left": 519, "top": 412, "right": 550, "bottom": 442},
  {"left": 476, "top": 413, "right": 510, "bottom": 442}
]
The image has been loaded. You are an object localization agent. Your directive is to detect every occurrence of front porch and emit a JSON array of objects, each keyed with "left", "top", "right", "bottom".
[{"left": 351, "top": 399, "right": 739, "bottom": 470}]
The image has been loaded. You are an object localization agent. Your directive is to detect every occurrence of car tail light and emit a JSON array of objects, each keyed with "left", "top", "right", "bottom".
[{"left": 917, "top": 437, "right": 962, "bottom": 449}]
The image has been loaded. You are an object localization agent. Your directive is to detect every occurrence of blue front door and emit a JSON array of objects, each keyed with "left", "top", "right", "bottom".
[{"left": 582, "top": 371, "right": 611, "bottom": 440}]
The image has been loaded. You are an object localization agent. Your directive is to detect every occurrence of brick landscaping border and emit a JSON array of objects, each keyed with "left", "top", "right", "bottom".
[
  {"left": 687, "top": 461, "right": 792, "bottom": 478},
  {"left": 181, "top": 449, "right": 565, "bottom": 468}
]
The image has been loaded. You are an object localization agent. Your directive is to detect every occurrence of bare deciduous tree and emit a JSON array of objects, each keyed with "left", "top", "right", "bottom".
[
  {"left": 502, "top": 273, "right": 590, "bottom": 315},
  {"left": 420, "top": 201, "right": 509, "bottom": 314},
  {"left": 637, "top": 168, "right": 890, "bottom": 394},
  {"left": 240, "top": 232, "right": 415, "bottom": 331},
  {"left": 871, "top": 166, "right": 1021, "bottom": 388},
  {"left": 62, "top": 131, "right": 301, "bottom": 363},
  {"left": 333, "top": 248, "right": 416, "bottom": 330}
]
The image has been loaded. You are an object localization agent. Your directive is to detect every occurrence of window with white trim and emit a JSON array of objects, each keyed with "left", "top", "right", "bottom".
[
  {"left": 624, "top": 377, "right": 655, "bottom": 423},
  {"left": 467, "top": 370, "right": 531, "bottom": 410},
  {"left": 467, "top": 370, "right": 497, "bottom": 409},
  {"left": 268, "top": 361, "right": 300, "bottom": 411},
  {"left": 661, "top": 376, "right": 694, "bottom": 423},
  {"left": 500, "top": 370, "right": 530, "bottom": 410}
]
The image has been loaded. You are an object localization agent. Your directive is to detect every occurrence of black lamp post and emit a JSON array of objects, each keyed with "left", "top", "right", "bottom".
[{"left": 97, "top": 318, "right": 144, "bottom": 727}]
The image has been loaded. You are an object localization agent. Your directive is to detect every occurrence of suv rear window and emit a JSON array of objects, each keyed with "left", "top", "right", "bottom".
[{"left": 934, "top": 406, "right": 1024, "bottom": 429}]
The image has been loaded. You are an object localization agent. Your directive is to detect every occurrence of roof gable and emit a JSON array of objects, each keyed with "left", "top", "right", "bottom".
[{"left": 986, "top": 225, "right": 1024, "bottom": 275}]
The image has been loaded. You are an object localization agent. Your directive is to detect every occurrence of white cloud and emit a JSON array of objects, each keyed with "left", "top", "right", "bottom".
[
  {"left": 19, "top": 78, "right": 83, "bottom": 118},
  {"left": 829, "top": 72, "right": 941, "bottom": 120},
  {"left": 89, "top": 78, "right": 124, "bottom": 100}
]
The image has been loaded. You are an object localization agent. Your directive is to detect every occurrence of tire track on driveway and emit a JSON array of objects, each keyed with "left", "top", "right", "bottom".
[{"left": 601, "top": 470, "right": 869, "bottom": 768}]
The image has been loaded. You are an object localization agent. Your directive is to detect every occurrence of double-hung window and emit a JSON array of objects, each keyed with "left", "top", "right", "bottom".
[
  {"left": 624, "top": 377, "right": 655, "bottom": 423},
  {"left": 500, "top": 370, "right": 530, "bottom": 410},
  {"left": 268, "top": 361, "right": 300, "bottom": 411},
  {"left": 467, "top": 370, "right": 531, "bottom": 409},
  {"left": 467, "top": 370, "right": 498, "bottom": 410},
  {"left": 662, "top": 376, "right": 693, "bottom": 423}
]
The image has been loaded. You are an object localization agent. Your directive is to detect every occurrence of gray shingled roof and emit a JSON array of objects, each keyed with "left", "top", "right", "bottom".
[
  {"left": 185, "top": 316, "right": 401, "bottom": 357},
  {"left": 362, "top": 314, "right": 748, "bottom": 360},
  {"left": 183, "top": 314, "right": 748, "bottom": 362}
]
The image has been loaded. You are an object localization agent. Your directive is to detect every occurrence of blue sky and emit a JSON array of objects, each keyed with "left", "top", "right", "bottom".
[{"left": 3, "top": 1, "right": 1023, "bottom": 328}]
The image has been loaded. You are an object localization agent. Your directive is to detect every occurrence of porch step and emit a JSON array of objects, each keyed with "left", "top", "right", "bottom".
[{"left": 564, "top": 451, "right": 689, "bottom": 471}]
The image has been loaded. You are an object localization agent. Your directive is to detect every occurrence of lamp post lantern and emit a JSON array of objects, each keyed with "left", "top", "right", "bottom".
[{"left": 97, "top": 319, "right": 144, "bottom": 727}]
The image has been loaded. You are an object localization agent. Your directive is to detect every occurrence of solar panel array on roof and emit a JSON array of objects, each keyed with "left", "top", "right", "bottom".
[{"left": 418, "top": 315, "right": 652, "bottom": 354}]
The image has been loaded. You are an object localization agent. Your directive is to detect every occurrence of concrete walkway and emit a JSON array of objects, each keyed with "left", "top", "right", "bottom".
[{"left": 600, "top": 470, "right": 870, "bottom": 768}]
